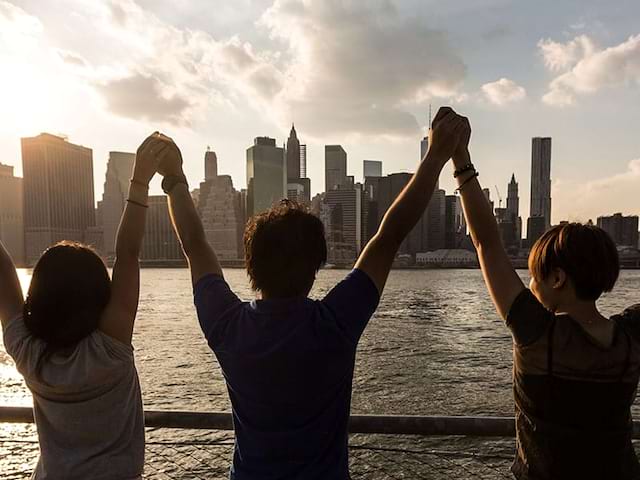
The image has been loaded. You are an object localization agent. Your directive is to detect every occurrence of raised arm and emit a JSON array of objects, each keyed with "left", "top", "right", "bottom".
[
  {"left": 0, "top": 241, "right": 23, "bottom": 328},
  {"left": 451, "top": 119, "right": 524, "bottom": 320},
  {"left": 99, "top": 134, "right": 168, "bottom": 344},
  {"left": 356, "top": 107, "right": 464, "bottom": 294},
  {"left": 156, "top": 135, "right": 222, "bottom": 286}
]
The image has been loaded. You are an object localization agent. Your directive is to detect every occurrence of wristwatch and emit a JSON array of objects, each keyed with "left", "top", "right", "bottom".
[{"left": 161, "top": 174, "right": 189, "bottom": 194}]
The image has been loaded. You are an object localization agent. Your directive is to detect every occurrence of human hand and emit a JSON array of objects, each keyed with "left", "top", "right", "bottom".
[
  {"left": 155, "top": 133, "right": 184, "bottom": 177},
  {"left": 132, "top": 132, "right": 169, "bottom": 185},
  {"left": 452, "top": 116, "right": 471, "bottom": 169},
  {"left": 427, "top": 107, "right": 465, "bottom": 165}
]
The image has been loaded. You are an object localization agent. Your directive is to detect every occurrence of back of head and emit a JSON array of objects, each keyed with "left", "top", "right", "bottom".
[
  {"left": 244, "top": 200, "right": 327, "bottom": 298},
  {"left": 528, "top": 223, "right": 619, "bottom": 301},
  {"left": 24, "top": 241, "right": 111, "bottom": 349}
]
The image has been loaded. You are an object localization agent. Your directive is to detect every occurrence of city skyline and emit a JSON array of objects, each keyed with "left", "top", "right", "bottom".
[{"left": 0, "top": 1, "right": 638, "bottom": 226}]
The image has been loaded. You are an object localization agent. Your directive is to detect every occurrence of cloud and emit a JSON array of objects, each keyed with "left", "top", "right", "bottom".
[
  {"left": 95, "top": 73, "right": 192, "bottom": 126},
  {"left": 540, "top": 34, "right": 640, "bottom": 106},
  {"left": 55, "top": 49, "right": 89, "bottom": 67},
  {"left": 553, "top": 159, "right": 640, "bottom": 221},
  {"left": 481, "top": 77, "right": 526, "bottom": 106},
  {"left": 259, "top": 0, "right": 467, "bottom": 138},
  {"left": 0, "top": 1, "right": 42, "bottom": 50},
  {"left": 15, "top": 0, "right": 466, "bottom": 136}
]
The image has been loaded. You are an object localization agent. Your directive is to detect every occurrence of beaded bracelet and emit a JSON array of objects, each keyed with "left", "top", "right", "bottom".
[{"left": 455, "top": 171, "right": 479, "bottom": 193}]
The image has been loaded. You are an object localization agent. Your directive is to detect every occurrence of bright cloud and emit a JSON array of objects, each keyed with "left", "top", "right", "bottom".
[
  {"left": 38, "top": 0, "right": 466, "bottom": 137},
  {"left": 480, "top": 77, "right": 526, "bottom": 106},
  {"left": 541, "top": 34, "right": 640, "bottom": 106},
  {"left": 260, "top": 0, "right": 466, "bottom": 137},
  {"left": 553, "top": 159, "right": 640, "bottom": 221}
]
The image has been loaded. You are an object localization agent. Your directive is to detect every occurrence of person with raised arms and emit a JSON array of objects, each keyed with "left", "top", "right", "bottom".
[
  {"left": 449, "top": 115, "right": 640, "bottom": 479},
  {"left": 0, "top": 133, "right": 171, "bottom": 479},
  {"left": 151, "top": 107, "right": 466, "bottom": 479}
]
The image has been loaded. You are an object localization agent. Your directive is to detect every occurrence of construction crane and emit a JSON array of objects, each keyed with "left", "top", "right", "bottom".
[{"left": 494, "top": 185, "right": 503, "bottom": 209}]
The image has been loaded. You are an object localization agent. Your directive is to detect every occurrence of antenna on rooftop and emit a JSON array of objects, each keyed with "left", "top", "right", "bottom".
[{"left": 428, "top": 104, "right": 432, "bottom": 129}]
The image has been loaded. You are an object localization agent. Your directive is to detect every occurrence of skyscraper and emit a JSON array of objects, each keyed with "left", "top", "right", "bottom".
[
  {"left": 141, "top": 196, "right": 183, "bottom": 263},
  {"left": 444, "top": 195, "right": 466, "bottom": 249},
  {"left": 506, "top": 174, "right": 522, "bottom": 247},
  {"left": 363, "top": 160, "right": 382, "bottom": 179},
  {"left": 0, "top": 163, "right": 25, "bottom": 266},
  {"left": 22, "top": 133, "right": 95, "bottom": 264},
  {"left": 286, "top": 124, "right": 301, "bottom": 180},
  {"left": 530, "top": 137, "right": 552, "bottom": 230},
  {"left": 325, "top": 145, "right": 347, "bottom": 192},
  {"left": 100, "top": 151, "right": 135, "bottom": 259},
  {"left": 198, "top": 149, "right": 244, "bottom": 260},
  {"left": 323, "top": 183, "right": 368, "bottom": 265},
  {"left": 205, "top": 148, "right": 218, "bottom": 180},
  {"left": 246, "top": 137, "right": 286, "bottom": 217},
  {"left": 286, "top": 125, "right": 310, "bottom": 204},
  {"left": 597, "top": 213, "right": 639, "bottom": 248},
  {"left": 300, "top": 144, "right": 307, "bottom": 178}
]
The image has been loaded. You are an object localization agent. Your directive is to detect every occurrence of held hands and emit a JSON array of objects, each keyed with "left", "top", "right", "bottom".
[
  {"left": 132, "top": 132, "right": 184, "bottom": 185},
  {"left": 427, "top": 107, "right": 470, "bottom": 167}
]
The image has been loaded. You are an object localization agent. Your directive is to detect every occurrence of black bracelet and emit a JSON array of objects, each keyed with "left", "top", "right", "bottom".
[
  {"left": 127, "top": 199, "right": 149, "bottom": 209},
  {"left": 453, "top": 163, "right": 475, "bottom": 178},
  {"left": 455, "top": 172, "right": 479, "bottom": 193}
]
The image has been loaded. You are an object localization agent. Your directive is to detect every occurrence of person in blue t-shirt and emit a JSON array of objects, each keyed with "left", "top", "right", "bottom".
[{"left": 150, "top": 107, "right": 467, "bottom": 479}]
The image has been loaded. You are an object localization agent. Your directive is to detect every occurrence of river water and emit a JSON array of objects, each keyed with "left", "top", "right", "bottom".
[{"left": 2, "top": 268, "right": 639, "bottom": 478}]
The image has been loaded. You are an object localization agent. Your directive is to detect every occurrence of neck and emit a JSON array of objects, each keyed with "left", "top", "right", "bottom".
[{"left": 555, "top": 299, "right": 605, "bottom": 323}]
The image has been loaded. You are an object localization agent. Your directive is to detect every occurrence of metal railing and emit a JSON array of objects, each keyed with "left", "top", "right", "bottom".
[{"left": 3, "top": 406, "right": 639, "bottom": 479}]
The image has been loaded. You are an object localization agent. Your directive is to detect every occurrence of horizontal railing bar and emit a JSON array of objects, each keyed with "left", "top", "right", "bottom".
[{"left": 2, "top": 406, "right": 639, "bottom": 438}]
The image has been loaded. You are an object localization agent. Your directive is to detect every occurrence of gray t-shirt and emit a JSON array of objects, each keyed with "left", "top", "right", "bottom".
[{"left": 3, "top": 315, "right": 144, "bottom": 480}]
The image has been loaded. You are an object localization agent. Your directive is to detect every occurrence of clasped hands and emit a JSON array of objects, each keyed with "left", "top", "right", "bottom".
[
  {"left": 132, "top": 132, "right": 184, "bottom": 186},
  {"left": 428, "top": 106, "right": 472, "bottom": 170}
]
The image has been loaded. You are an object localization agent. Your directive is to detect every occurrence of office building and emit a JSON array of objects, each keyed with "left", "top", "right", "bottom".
[
  {"left": 444, "top": 195, "right": 466, "bottom": 249},
  {"left": 323, "top": 183, "right": 368, "bottom": 265},
  {"left": 141, "top": 196, "right": 183, "bottom": 262},
  {"left": 363, "top": 160, "right": 382, "bottom": 179},
  {"left": 22, "top": 133, "right": 95, "bottom": 264},
  {"left": 286, "top": 125, "right": 311, "bottom": 204},
  {"left": 286, "top": 124, "right": 301, "bottom": 180},
  {"left": 246, "top": 137, "right": 286, "bottom": 217},
  {"left": 325, "top": 145, "right": 348, "bottom": 192},
  {"left": 502, "top": 174, "right": 522, "bottom": 248},
  {"left": 197, "top": 150, "right": 245, "bottom": 260},
  {"left": 100, "top": 151, "right": 135, "bottom": 259},
  {"left": 597, "top": 213, "right": 639, "bottom": 248},
  {"left": 0, "top": 164, "right": 25, "bottom": 266},
  {"left": 205, "top": 148, "right": 218, "bottom": 180},
  {"left": 530, "top": 137, "right": 552, "bottom": 230},
  {"left": 300, "top": 144, "right": 307, "bottom": 178}
]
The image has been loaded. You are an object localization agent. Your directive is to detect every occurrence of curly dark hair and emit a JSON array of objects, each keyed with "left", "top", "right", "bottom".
[{"left": 244, "top": 200, "right": 327, "bottom": 298}]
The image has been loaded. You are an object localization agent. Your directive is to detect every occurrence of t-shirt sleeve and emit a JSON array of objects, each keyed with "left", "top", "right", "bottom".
[
  {"left": 1, "top": 314, "right": 43, "bottom": 376},
  {"left": 320, "top": 268, "right": 380, "bottom": 344},
  {"left": 615, "top": 304, "right": 640, "bottom": 343},
  {"left": 193, "top": 274, "right": 242, "bottom": 347},
  {"left": 506, "top": 288, "right": 554, "bottom": 346}
]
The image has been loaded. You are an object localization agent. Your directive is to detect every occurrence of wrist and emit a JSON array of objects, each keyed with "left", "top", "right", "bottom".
[
  {"left": 128, "top": 183, "right": 149, "bottom": 204},
  {"left": 452, "top": 149, "right": 470, "bottom": 169},
  {"left": 423, "top": 149, "right": 448, "bottom": 169}
]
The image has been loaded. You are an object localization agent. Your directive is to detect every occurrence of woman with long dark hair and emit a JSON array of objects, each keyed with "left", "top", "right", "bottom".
[{"left": 0, "top": 133, "right": 171, "bottom": 479}]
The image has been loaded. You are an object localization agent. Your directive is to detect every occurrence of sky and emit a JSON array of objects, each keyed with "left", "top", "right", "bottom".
[{"left": 0, "top": 0, "right": 639, "bottom": 225}]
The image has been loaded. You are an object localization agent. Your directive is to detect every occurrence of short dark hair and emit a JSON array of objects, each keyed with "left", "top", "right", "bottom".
[
  {"left": 244, "top": 200, "right": 327, "bottom": 298},
  {"left": 528, "top": 223, "right": 619, "bottom": 301}
]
